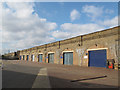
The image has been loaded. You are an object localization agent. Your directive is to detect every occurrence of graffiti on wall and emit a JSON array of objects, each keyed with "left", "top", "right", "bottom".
[
  {"left": 56, "top": 50, "right": 61, "bottom": 63},
  {"left": 76, "top": 48, "right": 85, "bottom": 66},
  {"left": 110, "top": 43, "right": 118, "bottom": 63}
]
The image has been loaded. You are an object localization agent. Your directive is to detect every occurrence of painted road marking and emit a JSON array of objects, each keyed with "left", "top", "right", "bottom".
[{"left": 32, "top": 68, "right": 51, "bottom": 88}]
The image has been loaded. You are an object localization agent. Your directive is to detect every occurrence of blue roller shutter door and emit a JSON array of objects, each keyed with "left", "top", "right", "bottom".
[
  {"left": 63, "top": 52, "right": 73, "bottom": 65},
  {"left": 48, "top": 53, "right": 54, "bottom": 63},
  {"left": 38, "top": 54, "right": 43, "bottom": 62},
  {"left": 89, "top": 49, "right": 107, "bottom": 67}
]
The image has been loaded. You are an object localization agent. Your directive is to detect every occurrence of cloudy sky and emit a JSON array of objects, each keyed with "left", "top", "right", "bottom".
[{"left": 0, "top": 2, "right": 118, "bottom": 54}]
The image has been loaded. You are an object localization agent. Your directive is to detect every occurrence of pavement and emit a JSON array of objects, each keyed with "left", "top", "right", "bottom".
[{"left": 1, "top": 60, "right": 120, "bottom": 89}]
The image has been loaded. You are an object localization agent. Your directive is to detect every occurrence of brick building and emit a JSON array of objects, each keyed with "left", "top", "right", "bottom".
[{"left": 14, "top": 26, "right": 120, "bottom": 69}]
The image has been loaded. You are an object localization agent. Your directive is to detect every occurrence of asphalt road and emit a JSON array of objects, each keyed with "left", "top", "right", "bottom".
[
  {"left": 2, "top": 61, "right": 40, "bottom": 88},
  {"left": 2, "top": 60, "right": 119, "bottom": 89}
]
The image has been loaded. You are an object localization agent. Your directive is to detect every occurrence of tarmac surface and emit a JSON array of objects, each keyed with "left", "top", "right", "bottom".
[{"left": 1, "top": 60, "right": 119, "bottom": 89}]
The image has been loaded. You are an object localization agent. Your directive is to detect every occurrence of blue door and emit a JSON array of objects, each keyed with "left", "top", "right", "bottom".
[
  {"left": 48, "top": 53, "right": 54, "bottom": 63},
  {"left": 20, "top": 56, "right": 21, "bottom": 60},
  {"left": 38, "top": 54, "right": 43, "bottom": 62},
  {"left": 88, "top": 49, "right": 107, "bottom": 67},
  {"left": 63, "top": 52, "right": 73, "bottom": 65}
]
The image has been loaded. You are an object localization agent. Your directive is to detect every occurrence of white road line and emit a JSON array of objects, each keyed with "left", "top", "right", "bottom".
[{"left": 32, "top": 68, "right": 51, "bottom": 88}]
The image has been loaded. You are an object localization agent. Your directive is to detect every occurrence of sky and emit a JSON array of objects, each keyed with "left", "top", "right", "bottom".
[{"left": 0, "top": 1, "right": 119, "bottom": 54}]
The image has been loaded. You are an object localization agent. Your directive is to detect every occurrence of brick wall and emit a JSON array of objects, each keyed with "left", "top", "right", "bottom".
[{"left": 18, "top": 26, "right": 119, "bottom": 69}]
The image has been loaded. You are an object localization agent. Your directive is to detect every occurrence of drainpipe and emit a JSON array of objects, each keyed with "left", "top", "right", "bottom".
[
  {"left": 44, "top": 44, "right": 47, "bottom": 63},
  {"left": 81, "top": 36, "right": 83, "bottom": 46}
]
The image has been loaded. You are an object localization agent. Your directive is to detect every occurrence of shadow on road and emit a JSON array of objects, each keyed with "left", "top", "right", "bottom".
[
  {"left": 2, "top": 70, "right": 37, "bottom": 88},
  {"left": 71, "top": 75, "right": 107, "bottom": 82},
  {"left": 48, "top": 76, "right": 117, "bottom": 88}
]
